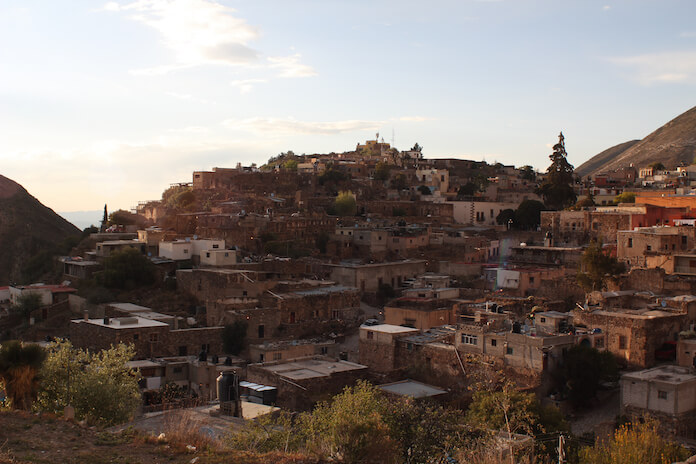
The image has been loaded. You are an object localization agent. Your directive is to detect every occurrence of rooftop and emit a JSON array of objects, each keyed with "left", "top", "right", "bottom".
[
  {"left": 72, "top": 316, "right": 169, "bottom": 329},
  {"left": 378, "top": 379, "right": 447, "bottom": 398},
  {"left": 623, "top": 365, "right": 696, "bottom": 384},
  {"left": 259, "top": 358, "right": 367, "bottom": 381},
  {"left": 362, "top": 324, "right": 420, "bottom": 334}
]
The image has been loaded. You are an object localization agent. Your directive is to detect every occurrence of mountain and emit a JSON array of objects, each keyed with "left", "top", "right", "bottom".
[
  {"left": 575, "top": 140, "right": 640, "bottom": 178},
  {"left": 0, "top": 174, "right": 80, "bottom": 285},
  {"left": 576, "top": 105, "right": 696, "bottom": 177}
]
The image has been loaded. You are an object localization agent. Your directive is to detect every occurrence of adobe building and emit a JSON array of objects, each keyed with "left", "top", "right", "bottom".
[
  {"left": 617, "top": 226, "right": 696, "bottom": 268},
  {"left": 70, "top": 316, "right": 224, "bottom": 359},
  {"left": 621, "top": 365, "right": 696, "bottom": 438},
  {"left": 359, "top": 324, "right": 419, "bottom": 373},
  {"left": 248, "top": 339, "right": 337, "bottom": 364},
  {"left": 325, "top": 259, "right": 427, "bottom": 293},
  {"left": 384, "top": 296, "right": 457, "bottom": 330}
]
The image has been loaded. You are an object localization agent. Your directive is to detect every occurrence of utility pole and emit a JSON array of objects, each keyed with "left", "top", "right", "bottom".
[{"left": 557, "top": 434, "right": 565, "bottom": 464}]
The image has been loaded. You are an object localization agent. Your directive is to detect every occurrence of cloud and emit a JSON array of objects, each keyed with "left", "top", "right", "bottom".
[
  {"left": 607, "top": 51, "right": 696, "bottom": 85},
  {"left": 267, "top": 54, "right": 317, "bottom": 78},
  {"left": 230, "top": 78, "right": 268, "bottom": 94},
  {"left": 398, "top": 116, "right": 434, "bottom": 122},
  {"left": 223, "top": 117, "right": 383, "bottom": 136},
  {"left": 602, "top": 5, "right": 611, "bottom": 11}
]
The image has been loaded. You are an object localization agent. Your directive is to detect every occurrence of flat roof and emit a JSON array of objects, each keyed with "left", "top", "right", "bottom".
[
  {"left": 379, "top": 379, "right": 447, "bottom": 398},
  {"left": 261, "top": 358, "right": 367, "bottom": 380},
  {"left": 623, "top": 365, "right": 696, "bottom": 384},
  {"left": 325, "top": 259, "right": 426, "bottom": 269},
  {"left": 72, "top": 317, "right": 168, "bottom": 329},
  {"left": 361, "top": 324, "right": 420, "bottom": 334},
  {"left": 590, "top": 309, "right": 683, "bottom": 320}
]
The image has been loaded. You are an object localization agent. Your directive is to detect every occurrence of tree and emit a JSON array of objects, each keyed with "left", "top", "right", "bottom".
[
  {"left": 12, "top": 293, "right": 43, "bottom": 322},
  {"left": 514, "top": 200, "right": 545, "bottom": 230},
  {"left": 36, "top": 340, "right": 141, "bottom": 425},
  {"left": 466, "top": 383, "right": 542, "bottom": 438},
  {"left": 334, "top": 191, "right": 357, "bottom": 216},
  {"left": 107, "top": 209, "right": 138, "bottom": 226},
  {"left": 0, "top": 341, "right": 46, "bottom": 410},
  {"left": 96, "top": 247, "right": 155, "bottom": 290},
  {"left": 577, "top": 240, "right": 626, "bottom": 291},
  {"left": 520, "top": 165, "right": 536, "bottom": 181},
  {"left": 575, "top": 193, "right": 596, "bottom": 208},
  {"left": 552, "top": 345, "right": 617, "bottom": 407},
  {"left": 283, "top": 159, "right": 298, "bottom": 171},
  {"left": 374, "top": 161, "right": 390, "bottom": 181},
  {"left": 390, "top": 173, "right": 408, "bottom": 190},
  {"left": 222, "top": 321, "right": 248, "bottom": 355},
  {"left": 458, "top": 182, "right": 478, "bottom": 197},
  {"left": 649, "top": 162, "right": 665, "bottom": 171},
  {"left": 496, "top": 209, "right": 517, "bottom": 228},
  {"left": 537, "top": 132, "right": 577, "bottom": 210},
  {"left": 417, "top": 185, "right": 432, "bottom": 195},
  {"left": 614, "top": 192, "right": 636, "bottom": 204},
  {"left": 579, "top": 419, "right": 689, "bottom": 464},
  {"left": 301, "top": 381, "right": 399, "bottom": 464}
]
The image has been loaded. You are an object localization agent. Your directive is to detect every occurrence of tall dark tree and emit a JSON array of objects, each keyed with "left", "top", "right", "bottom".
[
  {"left": 100, "top": 204, "right": 108, "bottom": 232},
  {"left": 538, "top": 132, "right": 577, "bottom": 210}
]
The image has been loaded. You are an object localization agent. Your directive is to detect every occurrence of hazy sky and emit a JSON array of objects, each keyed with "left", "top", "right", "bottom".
[{"left": 1, "top": 0, "right": 695, "bottom": 213}]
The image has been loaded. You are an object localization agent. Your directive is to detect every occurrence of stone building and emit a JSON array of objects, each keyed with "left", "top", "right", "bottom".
[
  {"left": 621, "top": 365, "right": 696, "bottom": 438},
  {"left": 326, "top": 259, "right": 427, "bottom": 293}
]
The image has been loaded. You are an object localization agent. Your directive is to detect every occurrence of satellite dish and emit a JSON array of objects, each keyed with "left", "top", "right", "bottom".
[
  {"left": 193, "top": 235, "right": 198, "bottom": 240},
  {"left": 661, "top": 300, "right": 667, "bottom": 308}
]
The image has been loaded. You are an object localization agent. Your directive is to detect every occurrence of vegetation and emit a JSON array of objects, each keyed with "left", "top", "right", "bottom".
[
  {"left": 575, "top": 193, "right": 596, "bottom": 208},
  {"left": 614, "top": 191, "right": 636, "bottom": 204},
  {"left": 333, "top": 191, "right": 357, "bottom": 216},
  {"left": 96, "top": 247, "right": 155, "bottom": 290},
  {"left": 515, "top": 200, "right": 545, "bottom": 230},
  {"left": 579, "top": 419, "right": 689, "bottom": 464},
  {"left": 374, "top": 161, "right": 390, "bottom": 181},
  {"left": 457, "top": 182, "right": 478, "bottom": 197},
  {"left": 551, "top": 345, "right": 618, "bottom": 407},
  {"left": 649, "top": 162, "right": 665, "bottom": 171},
  {"left": 537, "top": 132, "right": 577, "bottom": 210},
  {"left": 283, "top": 159, "right": 298, "bottom": 171},
  {"left": 417, "top": 185, "right": 432, "bottom": 195},
  {"left": 163, "top": 186, "right": 196, "bottom": 210},
  {"left": 36, "top": 340, "right": 141, "bottom": 425},
  {"left": 519, "top": 165, "right": 536, "bottom": 181},
  {"left": 577, "top": 240, "right": 626, "bottom": 291},
  {"left": 107, "top": 209, "right": 139, "bottom": 226},
  {"left": 496, "top": 208, "right": 517, "bottom": 227},
  {"left": 11, "top": 292, "right": 43, "bottom": 322},
  {"left": 390, "top": 173, "right": 408, "bottom": 190},
  {"left": 222, "top": 321, "right": 248, "bottom": 355},
  {"left": 0, "top": 341, "right": 46, "bottom": 410}
]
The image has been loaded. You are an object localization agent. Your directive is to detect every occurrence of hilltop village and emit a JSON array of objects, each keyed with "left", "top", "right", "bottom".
[{"left": 5, "top": 133, "right": 696, "bottom": 462}]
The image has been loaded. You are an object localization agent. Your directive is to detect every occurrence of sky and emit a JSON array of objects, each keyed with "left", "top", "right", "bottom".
[{"left": 1, "top": 0, "right": 695, "bottom": 215}]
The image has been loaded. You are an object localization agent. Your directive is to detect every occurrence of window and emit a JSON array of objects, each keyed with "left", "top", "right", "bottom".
[
  {"left": 658, "top": 390, "right": 668, "bottom": 400},
  {"left": 320, "top": 347, "right": 328, "bottom": 355},
  {"left": 461, "top": 334, "right": 478, "bottom": 345},
  {"left": 206, "top": 252, "right": 210, "bottom": 258},
  {"left": 619, "top": 335, "right": 627, "bottom": 350},
  {"left": 173, "top": 366, "right": 183, "bottom": 374},
  {"left": 628, "top": 238, "right": 633, "bottom": 248},
  {"left": 530, "top": 277, "right": 535, "bottom": 285},
  {"left": 178, "top": 346, "right": 187, "bottom": 356},
  {"left": 491, "top": 339, "right": 497, "bottom": 347},
  {"left": 273, "top": 353, "right": 282, "bottom": 361},
  {"left": 150, "top": 333, "right": 159, "bottom": 343},
  {"left": 683, "top": 235, "right": 688, "bottom": 245},
  {"left": 212, "top": 244, "right": 219, "bottom": 249},
  {"left": 595, "top": 337, "right": 604, "bottom": 348},
  {"left": 183, "top": 249, "right": 189, "bottom": 254},
  {"left": 133, "top": 334, "right": 139, "bottom": 341},
  {"left": 367, "top": 331, "right": 374, "bottom": 340},
  {"left": 224, "top": 252, "right": 229, "bottom": 257},
  {"left": 506, "top": 347, "right": 514, "bottom": 355},
  {"left": 406, "top": 343, "right": 413, "bottom": 351},
  {"left": 540, "top": 317, "right": 546, "bottom": 323},
  {"left": 647, "top": 245, "right": 652, "bottom": 251}
]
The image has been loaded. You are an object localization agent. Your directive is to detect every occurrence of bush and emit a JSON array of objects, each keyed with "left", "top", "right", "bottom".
[{"left": 96, "top": 248, "right": 155, "bottom": 290}]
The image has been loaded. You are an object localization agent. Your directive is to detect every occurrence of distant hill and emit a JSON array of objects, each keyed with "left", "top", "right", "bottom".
[
  {"left": 576, "top": 105, "right": 696, "bottom": 177},
  {"left": 0, "top": 174, "right": 80, "bottom": 285},
  {"left": 58, "top": 210, "right": 102, "bottom": 230},
  {"left": 575, "top": 140, "right": 640, "bottom": 178}
]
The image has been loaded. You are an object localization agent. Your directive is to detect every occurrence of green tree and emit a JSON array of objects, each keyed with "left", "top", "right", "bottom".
[
  {"left": 417, "top": 185, "right": 432, "bottom": 195},
  {"left": 520, "top": 165, "right": 536, "bottom": 181},
  {"left": 649, "top": 162, "right": 665, "bottom": 171},
  {"left": 577, "top": 240, "right": 626, "bottom": 291},
  {"left": 374, "top": 161, "right": 390, "bottom": 181},
  {"left": 514, "top": 199, "right": 545, "bottom": 230},
  {"left": 301, "top": 381, "right": 399, "bottom": 464},
  {"left": 537, "top": 132, "right": 577, "bottom": 210},
  {"left": 575, "top": 193, "right": 596, "bottom": 208},
  {"left": 96, "top": 247, "right": 155, "bottom": 290},
  {"left": 580, "top": 419, "right": 689, "bottom": 464},
  {"left": 458, "top": 182, "right": 477, "bottom": 197},
  {"left": 334, "top": 191, "right": 357, "bottom": 216},
  {"left": 466, "top": 383, "right": 542, "bottom": 438},
  {"left": 36, "top": 340, "right": 140, "bottom": 425},
  {"left": 0, "top": 341, "right": 46, "bottom": 410},
  {"left": 12, "top": 293, "right": 43, "bottom": 322},
  {"left": 283, "top": 159, "right": 298, "bottom": 171},
  {"left": 496, "top": 209, "right": 517, "bottom": 228},
  {"left": 390, "top": 173, "right": 408, "bottom": 190},
  {"left": 222, "top": 321, "right": 248, "bottom": 355},
  {"left": 107, "top": 209, "right": 138, "bottom": 226},
  {"left": 614, "top": 192, "right": 636, "bottom": 204},
  {"left": 552, "top": 345, "right": 618, "bottom": 407}
]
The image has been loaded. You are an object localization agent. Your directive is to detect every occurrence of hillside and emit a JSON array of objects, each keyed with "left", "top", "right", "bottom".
[
  {"left": 0, "top": 175, "right": 80, "bottom": 285},
  {"left": 577, "top": 105, "right": 696, "bottom": 177},
  {"left": 575, "top": 139, "right": 640, "bottom": 178}
]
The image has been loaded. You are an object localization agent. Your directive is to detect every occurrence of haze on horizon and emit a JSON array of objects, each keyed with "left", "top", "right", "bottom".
[{"left": 1, "top": 0, "right": 695, "bottom": 213}]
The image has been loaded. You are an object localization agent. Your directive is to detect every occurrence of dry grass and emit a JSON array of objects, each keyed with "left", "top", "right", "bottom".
[{"left": 160, "top": 410, "right": 219, "bottom": 453}]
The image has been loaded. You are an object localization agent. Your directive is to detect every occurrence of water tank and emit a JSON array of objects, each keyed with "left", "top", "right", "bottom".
[{"left": 217, "top": 371, "right": 238, "bottom": 403}]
